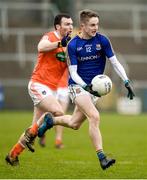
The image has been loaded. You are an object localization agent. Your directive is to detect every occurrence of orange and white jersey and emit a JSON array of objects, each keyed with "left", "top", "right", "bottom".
[{"left": 31, "top": 31, "right": 67, "bottom": 90}]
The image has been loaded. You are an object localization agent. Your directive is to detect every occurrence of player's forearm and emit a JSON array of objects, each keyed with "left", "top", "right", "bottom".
[
  {"left": 38, "top": 40, "right": 59, "bottom": 52},
  {"left": 69, "top": 65, "right": 87, "bottom": 87},
  {"left": 109, "top": 55, "right": 128, "bottom": 81}
]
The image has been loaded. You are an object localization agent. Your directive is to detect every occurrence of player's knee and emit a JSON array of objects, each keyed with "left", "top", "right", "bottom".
[
  {"left": 72, "top": 125, "right": 80, "bottom": 130},
  {"left": 52, "top": 110, "right": 64, "bottom": 117},
  {"left": 69, "top": 122, "right": 81, "bottom": 130},
  {"left": 89, "top": 112, "right": 100, "bottom": 125}
]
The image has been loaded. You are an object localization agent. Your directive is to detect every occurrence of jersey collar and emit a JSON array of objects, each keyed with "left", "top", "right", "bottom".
[{"left": 54, "top": 31, "right": 61, "bottom": 40}]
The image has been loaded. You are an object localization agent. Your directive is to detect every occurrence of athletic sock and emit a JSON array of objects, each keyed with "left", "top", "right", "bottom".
[
  {"left": 9, "top": 143, "right": 25, "bottom": 158},
  {"left": 29, "top": 123, "right": 39, "bottom": 135},
  {"left": 96, "top": 149, "right": 106, "bottom": 161},
  {"left": 55, "top": 139, "right": 62, "bottom": 145}
]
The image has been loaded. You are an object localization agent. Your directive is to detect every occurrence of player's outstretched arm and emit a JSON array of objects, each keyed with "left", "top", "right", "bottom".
[{"left": 109, "top": 56, "right": 135, "bottom": 100}]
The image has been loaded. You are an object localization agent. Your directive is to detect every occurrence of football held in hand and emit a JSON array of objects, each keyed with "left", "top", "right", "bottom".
[{"left": 91, "top": 75, "right": 112, "bottom": 96}]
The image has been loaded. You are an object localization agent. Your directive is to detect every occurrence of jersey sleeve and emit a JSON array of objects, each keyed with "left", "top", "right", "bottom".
[
  {"left": 67, "top": 39, "right": 78, "bottom": 66},
  {"left": 41, "top": 32, "right": 51, "bottom": 42},
  {"left": 101, "top": 35, "right": 114, "bottom": 58}
]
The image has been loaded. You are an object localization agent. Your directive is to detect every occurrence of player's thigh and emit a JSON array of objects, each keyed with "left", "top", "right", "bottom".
[
  {"left": 56, "top": 87, "right": 69, "bottom": 112},
  {"left": 38, "top": 95, "right": 64, "bottom": 116},
  {"left": 69, "top": 84, "right": 98, "bottom": 118},
  {"left": 75, "top": 94, "right": 99, "bottom": 118},
  {"left": 58, "top": 100, "right": 69, "bottom": 113},
  {"left": 32, "top": 106, "right": 44, "bottom": 124},
  {"left": 28, "top": 81, "right": 64, "bottom": 116}
]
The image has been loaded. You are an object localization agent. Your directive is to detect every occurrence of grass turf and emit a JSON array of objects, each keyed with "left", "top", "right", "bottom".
[{"left": 0, "top": 111, "right": 147, "bottom": 179}]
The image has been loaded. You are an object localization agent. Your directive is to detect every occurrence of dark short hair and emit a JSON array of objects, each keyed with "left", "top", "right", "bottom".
[
  {"left": 79, "top": 9, "right": 99, "bottom": 23},
  {"left": 54, "top": 14, "right": 71, "bottom": 30}
]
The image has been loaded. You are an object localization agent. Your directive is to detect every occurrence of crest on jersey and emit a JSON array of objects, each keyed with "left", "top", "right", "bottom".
[
  {"left": 96, "top": 44, "right": 101, "bottom": 50},
  {"left": 56, "top": 52, "right": 66, "bottom": 62},
  {"left": 42, "top": 90, "right": 46, "bottom": 95}
]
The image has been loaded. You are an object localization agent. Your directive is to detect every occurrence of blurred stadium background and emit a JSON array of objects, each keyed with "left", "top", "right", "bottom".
[{"left": 0, "top": 0, "right": 147, "bottom": 114}]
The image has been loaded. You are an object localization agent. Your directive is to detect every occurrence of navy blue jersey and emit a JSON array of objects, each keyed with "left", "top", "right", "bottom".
[{"left": 67, "top": 32, "right": 114, "bottom": 85}]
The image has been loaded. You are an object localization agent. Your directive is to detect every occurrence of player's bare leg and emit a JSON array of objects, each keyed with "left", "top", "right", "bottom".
[
  {"left": 31, "top": 106, "right": 46, "bottom": 147},
  {"left": 6, "top": 110, "right": 55, "bottom": 166},
  {"left": 54, "top": 99, "right": 69, "bottom": 149},
  {"left": 38, "top": 94, "right": 115, "bottom": 170},
  {"left": 74, "top": 95, "right": 115, "bottom": 170},
  {"left": 5, "top": 129, "right": 36, "bottom": 166},
  {"left": 5, "top": 110, "right": 53, "bottom": 166},
  {"left": 36, "top": 95, "right": 64, "bottom": 147},
  {"left": 5, "top": 133, "right": 26, "bottom": 166},
  {"left": 54, "top": 126, "right": 64, "bottom": 149}
]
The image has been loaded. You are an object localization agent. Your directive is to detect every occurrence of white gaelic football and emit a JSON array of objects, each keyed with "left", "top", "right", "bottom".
[{"left": 91, "top": 74, "right": 112, "bottom": 96}]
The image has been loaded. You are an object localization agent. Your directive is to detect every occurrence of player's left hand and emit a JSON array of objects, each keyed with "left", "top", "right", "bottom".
[
  {"left": 61, "top": 33, "right": 71, "bottom": 47},
  {"left": 125, "top": 80, "right": 135, "bottom": 100},
  {"left": 84, "top": 84, "right": 101, "bottom": 97}
]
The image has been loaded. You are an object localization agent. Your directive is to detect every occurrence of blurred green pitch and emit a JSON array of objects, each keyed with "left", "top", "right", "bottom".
[{"left": 0, "top": 111, "right": 147, "bottom": 179}]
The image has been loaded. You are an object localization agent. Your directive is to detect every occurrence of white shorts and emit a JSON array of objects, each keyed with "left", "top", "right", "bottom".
[
  {"left": 28, "top": 81, "right": 69, "bottom": 106},
  {"left": 68, "top": 84, "right": 98, "bottom": 105},
  {"left": 56, "top": 87, "right": 69, "bottom": 103}
]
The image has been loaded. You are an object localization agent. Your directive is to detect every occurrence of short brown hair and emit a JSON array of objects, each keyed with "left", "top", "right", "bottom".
[
  {"left": 54, "top": 14, "right": 71, "bottom": 30},
  {"left": 79, "top": 9, "right": 99, "bottom": 23}
]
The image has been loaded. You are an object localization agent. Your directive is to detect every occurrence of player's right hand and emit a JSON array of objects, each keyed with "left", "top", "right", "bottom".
[
  {"left": 124, "top": 80, "right": 135, "bottom": 100},
  {"left": 61, "top": 33, "right": 71, "bottom": 47},
  {"left": 84, "top": 84, "right": 101, "bottom": 97}
]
